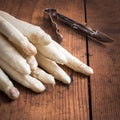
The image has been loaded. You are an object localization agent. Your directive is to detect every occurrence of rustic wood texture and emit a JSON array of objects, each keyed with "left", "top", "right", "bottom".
[
  {"left": 0, "top": 0, "right": 90, "bottom": 120},
  {"left": 86, "top": 0, "right": 120, "bottom": 120},
  {"left": 0, "top": 0, "right": 120, "bottom": 120}
]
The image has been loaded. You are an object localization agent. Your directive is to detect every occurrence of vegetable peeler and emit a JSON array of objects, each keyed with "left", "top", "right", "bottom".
[{"left": 44, "top": 8, "right": 113, "bottom": 43}]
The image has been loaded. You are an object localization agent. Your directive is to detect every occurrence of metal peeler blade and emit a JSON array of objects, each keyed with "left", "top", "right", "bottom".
[{"left": 44, "top": 8, "right": 114, "bottom": 43}]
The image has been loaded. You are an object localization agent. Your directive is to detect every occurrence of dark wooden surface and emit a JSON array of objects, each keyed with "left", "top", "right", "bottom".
[
  {"left": 0, "top": 0, "right": 120, "bottom": 120},
  {"left": 86, "top": 0, "right": 120, "bottom": 120}
]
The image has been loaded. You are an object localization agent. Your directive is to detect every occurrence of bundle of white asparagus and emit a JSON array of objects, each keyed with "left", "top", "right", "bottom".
[{"left": 0, "top": 10, "right": 93, "bottom": 100}]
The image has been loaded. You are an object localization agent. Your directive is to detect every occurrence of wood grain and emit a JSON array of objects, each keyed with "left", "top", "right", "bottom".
[
  {"left": 0, "top": 0, "right": 90, "bottom": 120},
  {"left": 86, "top": 0, "right": 120, "bottom": 120},
  {"left": 1, "top": 0, "right": 119, "bottom": 120}
]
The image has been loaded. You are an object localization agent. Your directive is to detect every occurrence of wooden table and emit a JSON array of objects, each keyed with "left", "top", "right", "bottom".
[{"left": 0, "top": 0, "right": 120, "bottom": 120}]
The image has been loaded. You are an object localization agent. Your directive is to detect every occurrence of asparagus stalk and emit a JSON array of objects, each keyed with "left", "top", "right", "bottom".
[
  {"left": 13, "top": 47, "right": 38, "bottom": 71},
  {"left": 0, "top": 34, "right": 31, "bottom": 74},
  {"left": 36, "top": 42, "right": 67, "bottom": 64},
  {"left": 0, "top": 59, "right": 45, "bottom": 93},
  {"left": 0, "top": 68, "right": 20, "bottom": 100},
  {"left": 0, "top": 16, "right": 37, "bottom": 56},
  {"left": 52, "top": 40, "right": 93, "bottom": 75},
  {"left": 0, "top": 10, "right": 51, "bottom": 46},
  {"left": 31, "top": 67, "right": 55, "bottom": 85},
  {"left": 26, "top": 56, "right": 38, "bottom": 71},
  {"left": 36, "top": 53, "right": 71, "bottom": 84}
]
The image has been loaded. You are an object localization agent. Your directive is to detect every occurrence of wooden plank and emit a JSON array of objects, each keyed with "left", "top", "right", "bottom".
[
  {"left": 0, "top": 0, "right": 90, "bottom": 120},
  {"left": 86, "top": 0, "right": 120, "bottom": 120}
]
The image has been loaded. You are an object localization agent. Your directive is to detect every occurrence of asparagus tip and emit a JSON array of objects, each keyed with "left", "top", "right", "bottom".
[
  {"left": 8, "top": 87, "right": 20, "bottom": 100},
  {"left": 62, "top": 76, "right": 71, "bottom": 84},
  {"left": 88, "top": 67, "right": 94, "bottom": 75}
]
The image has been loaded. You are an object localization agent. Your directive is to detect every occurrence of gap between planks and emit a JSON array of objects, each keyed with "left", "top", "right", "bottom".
[{"left": 83, "top": 0, "right": 93, "bottom": 120}]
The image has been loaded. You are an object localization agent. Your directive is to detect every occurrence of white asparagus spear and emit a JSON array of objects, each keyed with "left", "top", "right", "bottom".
[
  {"left": 31, "top": 67, "right": 55, "bottom": 85},
  {"left": 15, "top": 51, "right": 38, "bottom": 71},
  {"left": 36, "top": 53, "right": 71, "bottom": 84},
  {"left": 13, "top": 47, "right": 38, "bottom": 71},
  {"left": 0, "top": 16, "right": 37, "bottom": 56},
  {"left": 52, "top": 41, "right": 93, "bottom": 75},
  {"left": 12, "top": 34, "right": 67, "bottom": 65},
  {"left": 0, "top": 68, "right": 20, "bottom": 100},
  {"left": 36, "top": 42, "right": 67, "bottom": 64},
  {"left": 26, "top": 56, "right": 38, "bottom": 71},
  {"left": 0, "top": 59, "right": 45, "bottom": 93},
  {"left": 0, "top": 10, "right": 51, "bottom": 46},
  {"left": 0, "top": 34, "right": 31, "bottom": 74}
]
